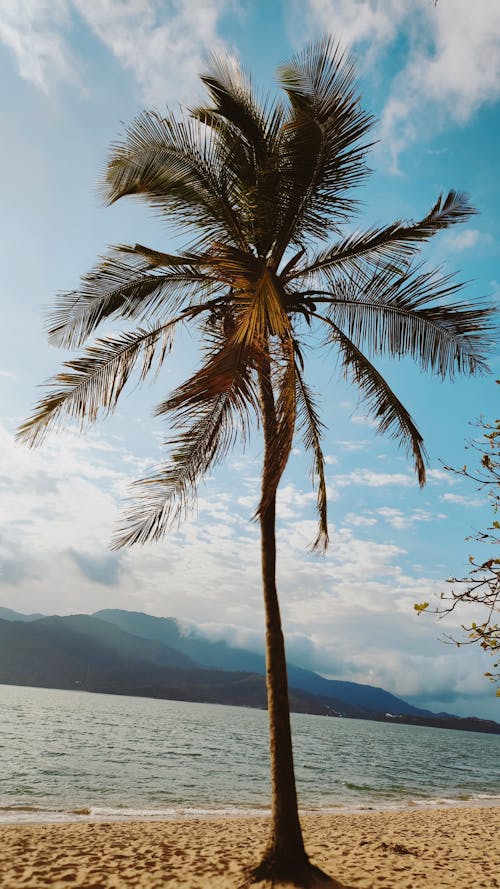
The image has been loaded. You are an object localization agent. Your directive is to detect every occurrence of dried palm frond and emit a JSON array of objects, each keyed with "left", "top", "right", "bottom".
[{"left": 294, "top": 360, "right": 329, "bottom": 552}]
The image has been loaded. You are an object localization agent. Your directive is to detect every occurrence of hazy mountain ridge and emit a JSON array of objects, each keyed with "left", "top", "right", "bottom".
[
  {"left": 1, "top": 607, "right": 499, "bottom": 734},
  {"left": 0, "top": 617, "right": 354, "bottom": 716},
  {"left": 0, "top": 606, "right": 45, "bottom": 622},
  {"left": 94, "top": 609, "right": 431, "bottom": 718}
]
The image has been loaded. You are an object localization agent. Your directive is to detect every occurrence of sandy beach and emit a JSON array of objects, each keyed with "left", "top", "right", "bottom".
[{"left": 0, "top": 806, "right": 499, "bottom": 888}]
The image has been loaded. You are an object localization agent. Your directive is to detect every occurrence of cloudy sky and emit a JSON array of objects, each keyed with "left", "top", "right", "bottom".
[{"left": 1, "top": 0, "right": 499, "bottom": 718}]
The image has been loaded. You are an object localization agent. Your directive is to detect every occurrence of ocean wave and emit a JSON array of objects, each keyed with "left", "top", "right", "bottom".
[
  {"left": 2, "top": 794, "right": 500, "bottom": 824},
  {"left": 0, "top": 803, "right": 272, "bottom": 823}
]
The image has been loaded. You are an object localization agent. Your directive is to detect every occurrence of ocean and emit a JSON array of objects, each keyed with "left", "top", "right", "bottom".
[{"left": 1, "top": 684, "right": 499, "bottom": 823}]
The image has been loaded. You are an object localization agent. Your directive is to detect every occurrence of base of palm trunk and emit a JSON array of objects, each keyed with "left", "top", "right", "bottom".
[{"left": 245, "top": 846, "right": 337, "bottom": 887}]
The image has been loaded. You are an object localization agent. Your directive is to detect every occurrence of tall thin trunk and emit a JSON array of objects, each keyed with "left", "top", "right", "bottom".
[{"left": 255, "top": 357, "right": 309, "bottom": 874}]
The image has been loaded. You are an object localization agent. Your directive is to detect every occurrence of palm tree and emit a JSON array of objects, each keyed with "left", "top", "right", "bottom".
[{"left": 19, "top": 38, "right": 494, "bottom": 887}]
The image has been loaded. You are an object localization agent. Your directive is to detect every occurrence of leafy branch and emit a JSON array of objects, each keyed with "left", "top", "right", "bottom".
[{"left": 415, "top": 381, "right": 500, "bottom": 693}]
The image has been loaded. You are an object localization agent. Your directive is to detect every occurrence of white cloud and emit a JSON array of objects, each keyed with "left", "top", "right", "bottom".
[
  {"left": 377, "top": 506, "right": 443, "bottom": 530},
  {"left": 290, "top": 0, "right": 407, "bottom": 60},
  {"left": 382, "top": 0, "right": 500, "bottom": 163},
  {"left": 335, "top": 439, "right": 370, "bottom": 452},
  {"left": 443, "top": 229, "right": 485, "bottom": 252},
  {"left": 75, "top": 0, "right": 232, "bottom": 105},
  {"left": 324, "top": 454, "right": 338, "bottom": 465},
  {"left": 0, "top": 421, "right": 410, "bottom": 623},
  {"left": 190, "top": 580, "right": 495, "bottom": 713},
  {"left": 336, "top": 468, "right": 415, "bottom": 488},
  {"left": 347, "top": 645, "right": 493, "bottom": 708},
  {"left": 344, "top": 512, "right": 377, "bottom": 527},
  {"left": 441, "top": 492, "right": 484, "bottom": 507},
  {"left": 296, "top": 0, "right": 500, "bottom": 165},
  {"left": 351, "top": 414, "right": 377, "bottom": 428},
  {"left": 0, "top": 0, "right": 233, "bottom": 103},
  {"left": 276, "top": 483, "right": 316, "bottom": 520},
  {"left": 427, "top": 468, "right": 458, "bottom": 484},
  {"left": 0, "top": 0, "right": 80, "bottom": 94}
]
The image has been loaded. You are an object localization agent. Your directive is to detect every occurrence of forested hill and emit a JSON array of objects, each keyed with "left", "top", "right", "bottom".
[
  {"left": 1, "top": 608, "right": 499, "bottom": 735},
  {"left": 94, "top": 608, "right": 431, "bottom": 717}
]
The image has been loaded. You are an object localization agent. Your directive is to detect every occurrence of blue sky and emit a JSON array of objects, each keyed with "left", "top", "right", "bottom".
[{"left": 0, "top": 0, "right": 499, "bottom": 718}]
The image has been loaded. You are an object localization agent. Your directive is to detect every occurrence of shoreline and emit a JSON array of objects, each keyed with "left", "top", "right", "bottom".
[
  {"left": 1, "top": 807, "right": 499, "bottom": 887},
  {"left": 2, "top": 794, "right": 500, "bottom": 826}
]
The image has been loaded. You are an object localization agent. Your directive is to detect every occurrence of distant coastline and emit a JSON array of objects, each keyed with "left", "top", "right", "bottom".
[{"left": 1, "top": 607, "right": 499, "bottom": 735}]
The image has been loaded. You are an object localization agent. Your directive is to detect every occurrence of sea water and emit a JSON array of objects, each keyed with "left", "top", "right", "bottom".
[{"left": 1, "top": 684, "right": 499, "bottom": 822}]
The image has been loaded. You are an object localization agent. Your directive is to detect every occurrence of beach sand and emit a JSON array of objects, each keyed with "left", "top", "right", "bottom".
[{"left": 0, "top": 807, "right": 499, "bottom": 888}]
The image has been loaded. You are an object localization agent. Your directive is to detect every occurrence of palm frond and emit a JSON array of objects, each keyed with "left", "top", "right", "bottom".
[
  {"left": 317, "top": 312, "right": 427, "bottom": 484},
  {"left": 271, "top": 37, "right": 375, "bottom": 261},
  {"left": 192, "top": 57, "right": 287, "bottom": 258},
  {"left": 233, "top": 267, "right": 291, "bottom": 346},
  {"left": 196, "top": 54, "right": 273, "bottom": 166},
  {"left": 117, "top": 243, "right": 201, "bottom": 268},
  {"left": 113, "top": 340, "right": 258, "bottom": 547},
  {"left": 155, "top": 335, "right": 258, "bottom": 420},
  {"left": 112, "top": 405, "right": 232, "bottom": 548},
  {"left": 294, "top": 360, "right": 329, "bottom": 552},
  {"left": 289, "top": 191, "right": 477, "bottom": 282},
  {"left": 304, "top": 264, "right": 496, "bottom": 377},
  {"left": 196, "top": 245, "right": 289, "bottom": 343},
  {"left": 17, "top": 321, "right": 179, "bottom": 447},
  {"left": 279, "top": 37, "right": 361, "bottom": 121},
  {"left": 48, "top": 246, "right": 215, "bottom": 349},
  {"left": 104, "top": 110, "right": 248, "bottom": 250}
]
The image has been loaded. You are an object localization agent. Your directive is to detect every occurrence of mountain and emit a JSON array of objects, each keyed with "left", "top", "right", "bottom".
[
  {"left": 0, "top": 616, "right": 351, "bottom": 716},
  {"left": 0, "top": 614, "right": 194, "bottom": 682},
  {"left": 2, "top": 607, "right": 499, "bottom": 734},
  {"left": 95, "top": 610, "right": 267, "bottom": 673},
  {"left": 0, "top": 606, "right": 45, "bottom": 622},
  {"left": 94, "top": 609, "right": 431, "bottom": 718}
]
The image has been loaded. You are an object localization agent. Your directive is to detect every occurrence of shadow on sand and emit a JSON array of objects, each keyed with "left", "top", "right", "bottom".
[{"left": 240, "top": 862, "right": 356, "bottom": 889}]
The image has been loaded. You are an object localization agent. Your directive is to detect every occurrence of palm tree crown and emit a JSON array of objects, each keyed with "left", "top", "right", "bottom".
[{"left": 18, "top": 40, "right": 494, "bottom": 549}]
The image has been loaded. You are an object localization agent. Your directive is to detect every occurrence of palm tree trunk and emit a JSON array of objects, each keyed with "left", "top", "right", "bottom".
[
  {"left": 259, "top": 494, "right": 310, "bottom": 871},
  {"left": 253, "top": 358, "right": 310, "bottom": 877}
]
